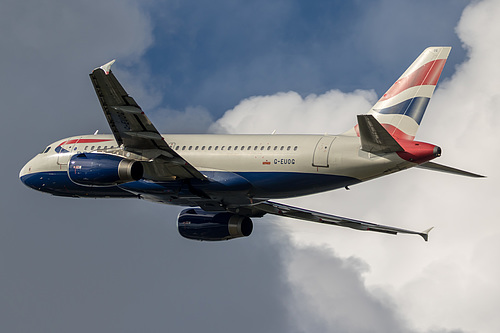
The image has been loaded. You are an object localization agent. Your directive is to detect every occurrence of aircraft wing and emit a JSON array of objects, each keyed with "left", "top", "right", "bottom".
[
  {"left": 253, "top": 201, "right": 432, "bottom": 241},
  {"left": 89, "top": 60, "right": 206, "bottom": 180}
]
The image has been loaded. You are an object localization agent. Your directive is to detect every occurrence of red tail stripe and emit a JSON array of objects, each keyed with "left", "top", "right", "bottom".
[{"left": 379, "top": 59, "right": 446, "bottom": 102}]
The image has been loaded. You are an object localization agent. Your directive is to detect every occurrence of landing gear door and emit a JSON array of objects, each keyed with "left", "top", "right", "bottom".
[{"left": 312, "top": 136, "right": 336, "bottom": 167}]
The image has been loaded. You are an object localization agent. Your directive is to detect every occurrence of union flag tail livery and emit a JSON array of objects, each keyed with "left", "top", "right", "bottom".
[
  {"left": 20, "top": 47, "right": 483, "bottom": 243},
  {"left": 368, "top": 47, "right": 451, "bottom": 141}
]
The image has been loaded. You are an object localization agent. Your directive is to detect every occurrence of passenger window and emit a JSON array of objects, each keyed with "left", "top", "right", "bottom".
[
  {"left": 254, "top": 146, "right": 258, "bottom": 150},
  {"left": 221, "top": 146, "right": 225, "bottom": 150},
  {"left": 182, "top": 146, "right": 186, "bottom": 150},
  {"left": 175, "top": 146, "right": 180, "bottom": 150},
  {"left": 188, "top": 146, "right": 192, "bottom": 150},
  {"left": 260, "top": 146, "right": 264, "bottom": 150},
  {"left": 215, "top": 146, "right": 218, "bottom": 151},
  {"left": 294, "top": 146, "right": 298, "bottom": 151},
  {"left": 74, "top": 147, "right": 77, "bottom": 151},
  {"left": 240, "top": 146, "right": 244, "bottom": 151},
  {"left": 274, "top": 146, "right": 278, "bottom": 150},
  {"left": 208, "top": 146, "right": 212, "bottom": 150},
  {"left": 234, "top": 146, "right": 238, "bottom": 150},
  {"left": 280, "top": 146, "right": 284, "bottom": 151},
  {"left": 247, "top": 146, "right": 251, "bottom": 150},
  {"left": 201, "top": 146, "right": 205, "bottom": 150},
  {"left": 267, "top": 146, "right": 271, "bottom": 150},
  {"left": 103, "top": 146, "right": 107, "bottom": 150},
  {"left": 91, "top": 146, "right": 95, "bottom": 150},
  {"left": 228, "top": 146, "right": 232, "bottom": 151},
  {"left": 287, "top": 146, "right": 291, "bottom": 151},
  {"left": 84, "top": 146, "right": 88, "bottom": 151},
  {"left": 97, "top": 146, "right": 101, "bottom": 150}
]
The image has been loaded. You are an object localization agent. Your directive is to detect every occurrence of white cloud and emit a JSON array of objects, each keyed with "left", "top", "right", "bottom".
[
  {"left": 211, "top": 1, "right": 500, "bottom": 332},
  {"left": 210, "top": 89, "right": 376, "bottom": 134}
]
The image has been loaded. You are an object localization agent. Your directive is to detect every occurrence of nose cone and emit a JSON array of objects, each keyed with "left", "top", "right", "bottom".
[
  {"left": 19, "top": 162, "right": 30, "bottom": 180},
  {"left": 19, "top": 156, "right": 40, "bottom": 190}
]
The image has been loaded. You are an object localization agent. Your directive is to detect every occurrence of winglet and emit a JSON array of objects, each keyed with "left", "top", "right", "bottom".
[
  {"left": 420, "top": 227, "right": 434, "bottom": 242},
  {"left": 95, "top": 59, "right": 116, "bottom": 75}
]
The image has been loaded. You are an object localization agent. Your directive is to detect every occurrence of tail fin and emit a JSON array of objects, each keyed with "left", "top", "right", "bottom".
[
  {"left": 369, "top": 47, "right": 451, "bottom": 140},
  {"left": 346, "top": 47, "right": 451, "bottom": 139}
]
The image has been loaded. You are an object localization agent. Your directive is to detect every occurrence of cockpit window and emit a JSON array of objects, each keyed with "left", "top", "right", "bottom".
[{"left": 42, "top": 147, "right": 51, "bottom": 154}]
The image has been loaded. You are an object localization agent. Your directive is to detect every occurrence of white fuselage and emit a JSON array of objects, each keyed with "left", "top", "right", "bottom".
[{"left": 20, "top": 133, "right": 415, "bottom": 206}]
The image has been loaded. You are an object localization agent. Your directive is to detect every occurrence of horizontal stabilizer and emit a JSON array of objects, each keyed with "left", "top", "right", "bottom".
[
  {"left": 417, "top": 161, "right": 485, "bottom": 178},
  {"left": 357, "top": 115, "right": 404, "bottom": 153}
]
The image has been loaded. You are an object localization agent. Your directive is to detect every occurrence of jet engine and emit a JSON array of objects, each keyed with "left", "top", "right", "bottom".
[
  {"left": 68, "top": 153, "right": 143, "bottom": 186},
  {"left": 178, "top": 208, "right": 253, "bottom": 241}
]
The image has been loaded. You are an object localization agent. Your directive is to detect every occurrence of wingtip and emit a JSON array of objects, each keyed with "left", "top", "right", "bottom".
[
  {"left": 420, "top": 227, "right": 434, "bottom": 242},
  {"left": 94, "top": 59, "right": 116, "bottom": 75}
]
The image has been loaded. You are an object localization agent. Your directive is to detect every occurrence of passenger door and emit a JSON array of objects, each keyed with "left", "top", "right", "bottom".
[{"left": 312, "top": 136, "right": 335, "bottom": 167}]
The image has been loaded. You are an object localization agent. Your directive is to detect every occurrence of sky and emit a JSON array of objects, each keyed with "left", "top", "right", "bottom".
[{"left": 1, "top": 0, "right": 498, "bottom": 332}]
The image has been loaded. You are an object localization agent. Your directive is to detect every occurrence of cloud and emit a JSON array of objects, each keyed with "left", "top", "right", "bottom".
[
  {"left": 210, "top": 89, "right": 376, "bottom": 135},
  {"left": 285, "top": 246, "right": 412, "bottom": 333}
]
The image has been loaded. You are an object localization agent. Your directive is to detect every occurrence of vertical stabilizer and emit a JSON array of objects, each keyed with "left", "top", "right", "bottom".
[
  {"left": 368, "top": 47, "right": 451, "bottom": 140},
  {"left": 344, "top": 47, "right": 451, "bottom": 140}
]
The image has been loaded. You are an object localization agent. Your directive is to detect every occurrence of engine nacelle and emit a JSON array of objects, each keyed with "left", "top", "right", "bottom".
[
  {"left": 178, "top": 208, "right": 253, "bottom": 241},
  {"left": 68, "top": 153, "right": 143, "bottom": 186}
]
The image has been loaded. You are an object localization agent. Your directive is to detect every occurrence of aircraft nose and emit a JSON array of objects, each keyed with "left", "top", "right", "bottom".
[
  {"left": 19, "top": 157, "right": 38, "bottom": 188},
  {"left": 19, "top": 162, "right": 30, "bottom": 180}
]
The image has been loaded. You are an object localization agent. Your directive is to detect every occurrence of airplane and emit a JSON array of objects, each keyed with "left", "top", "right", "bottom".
[{"left": 19, "top": 46, "right": 484, "bottom": 242}]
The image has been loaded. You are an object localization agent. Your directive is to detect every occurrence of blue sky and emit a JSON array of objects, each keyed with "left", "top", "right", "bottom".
[
  {"left": 4, "top": 0, "right": 500, "bottom": 332},
  {"left": 127, "top": 0, "right": 469, "bottom": 116}
]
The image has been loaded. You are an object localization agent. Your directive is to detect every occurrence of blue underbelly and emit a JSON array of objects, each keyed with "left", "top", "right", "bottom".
[
  {"left": 20, "top": 171, "right": 136, "bottom": 198},
  {"left": 235, "top": 171, "right": 359, "bottom": 198},
  {"left": 21, "top": 170, "right": 359, "bottom": 200}
]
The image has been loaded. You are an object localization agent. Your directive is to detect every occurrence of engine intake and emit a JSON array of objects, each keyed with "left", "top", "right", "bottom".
[
  {"left": 68, "top": 153, "right": 143, "bottom": 186},
  {"left": 178, "top": 208, "right": 253, "bottom": 241}
]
